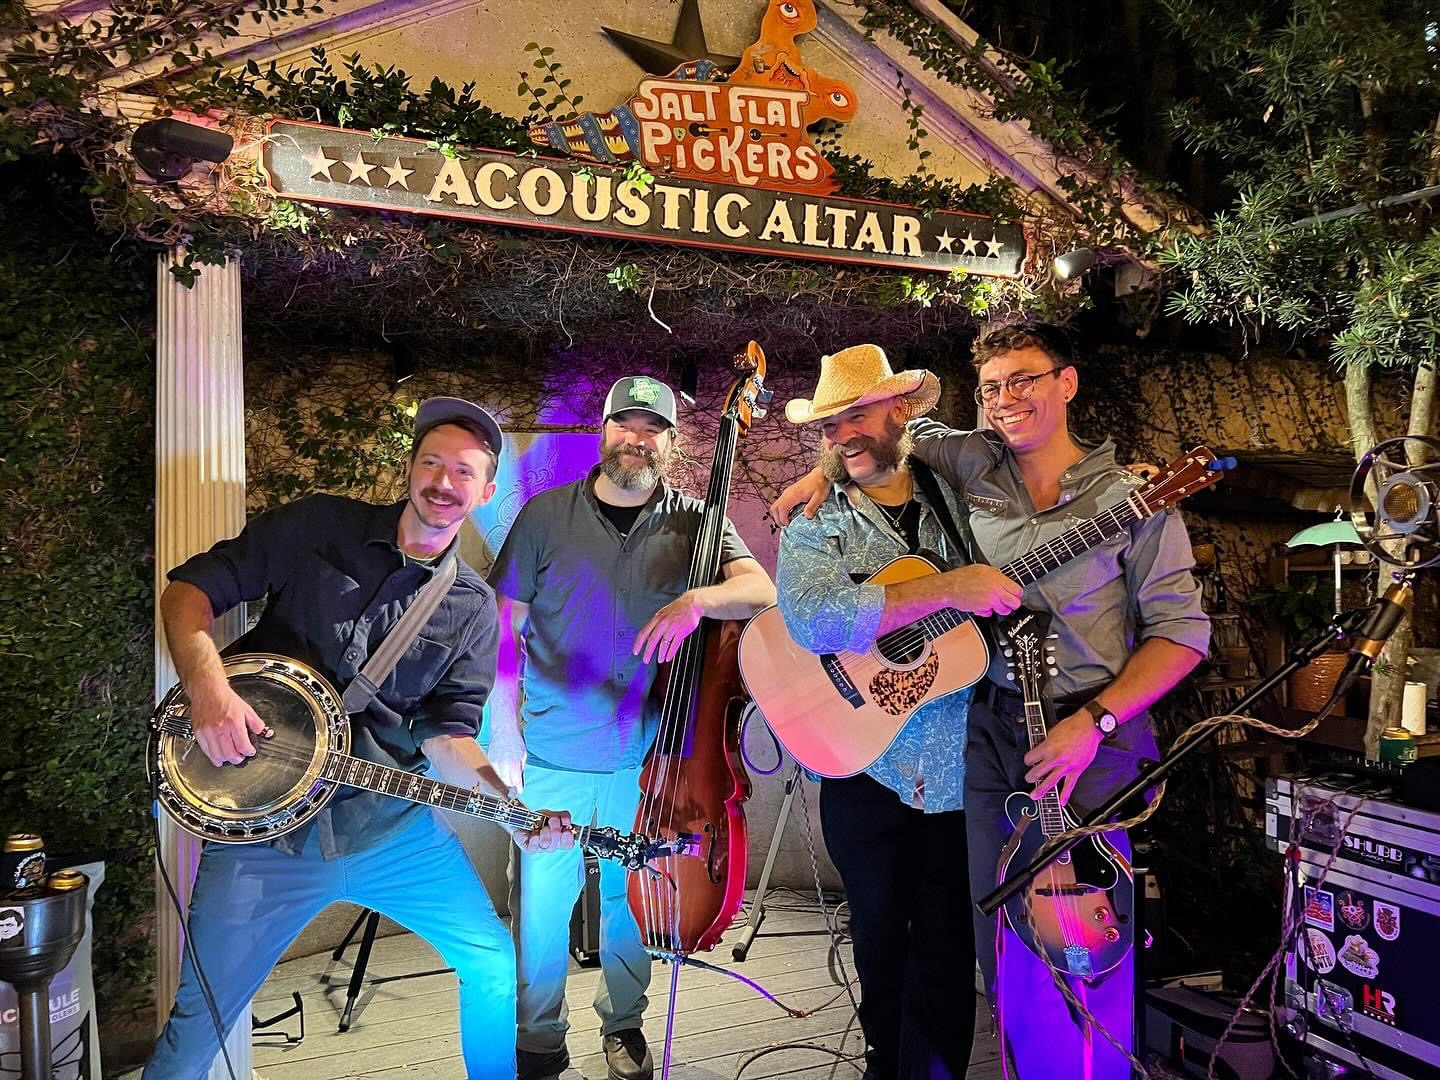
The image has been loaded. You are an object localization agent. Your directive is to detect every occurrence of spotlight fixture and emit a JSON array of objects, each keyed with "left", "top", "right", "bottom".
[
  {"left": 1052, "top": 247, "right": 1096, "bottom": 281},
  {"left": 129, "top": 118, "right": 234, "bottom": 183}
]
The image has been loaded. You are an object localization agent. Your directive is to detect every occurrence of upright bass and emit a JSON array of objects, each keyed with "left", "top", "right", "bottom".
[{"left": 628, "top": 343, "right": 772, "bottom": 1028}]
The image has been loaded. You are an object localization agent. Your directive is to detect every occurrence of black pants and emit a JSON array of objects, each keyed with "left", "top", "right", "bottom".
[
  {"left": 965, "top": 686, "right": 1153, "bottom": 999},
  {"left": 820, "top": 772, "right": 976, "bottom": 1079}
]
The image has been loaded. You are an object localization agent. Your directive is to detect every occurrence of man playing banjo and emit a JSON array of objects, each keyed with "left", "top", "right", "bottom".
[{"left": 146, "top": 397, "right": 572, "bottom": 1080}]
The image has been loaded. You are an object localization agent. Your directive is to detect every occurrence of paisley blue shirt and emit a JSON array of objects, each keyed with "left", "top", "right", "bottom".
[{"left": 776, "top": 475, "right": 972, "bottom": 812}]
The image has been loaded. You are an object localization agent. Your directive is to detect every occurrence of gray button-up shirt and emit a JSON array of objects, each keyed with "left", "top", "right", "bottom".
[
  {"left": 488, "top": 467, "right": 751, "bottom": 773},
  {"left": 908, "top": 422, "right": 1210, "bottom": 701},
  {"left": 776, "top": 471, "right": 972, "bottom": 812}
]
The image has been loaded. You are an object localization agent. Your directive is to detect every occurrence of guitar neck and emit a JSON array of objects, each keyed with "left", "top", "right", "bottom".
[
  {"left": 998, "top": 490, "right": 1148, "bottom": 587},
  {"left": 320, "top": 753, "right": 600, "bottom": 847},
  {"left": 874, "top": 491, "right": 1149, "bottom": 653}
]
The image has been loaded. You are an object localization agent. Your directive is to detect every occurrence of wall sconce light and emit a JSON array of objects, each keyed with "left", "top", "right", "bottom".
[{"left": 129, "top": 118, "right": 234, "bottom": 183}]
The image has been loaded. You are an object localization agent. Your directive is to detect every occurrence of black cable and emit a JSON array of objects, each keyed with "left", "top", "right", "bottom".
[{"left": 150, "top": 790, "right": 240, "bottom": 1080}]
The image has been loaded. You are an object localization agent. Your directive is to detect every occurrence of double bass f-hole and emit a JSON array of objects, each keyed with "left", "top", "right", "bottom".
[{"left": 703, "top": 822, "right": 722, "bottom": 885}]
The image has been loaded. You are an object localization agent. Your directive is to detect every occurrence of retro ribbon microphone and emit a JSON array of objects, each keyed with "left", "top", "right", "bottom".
[{"left": 1319, "top": 436, "right": 1440, "bottom": 715}]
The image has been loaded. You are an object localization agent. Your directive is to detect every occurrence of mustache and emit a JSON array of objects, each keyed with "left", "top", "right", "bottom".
[
  {"left": 612, "top": 445, "right": 658, "bottom": 463},
  {"left": 418, "top": 488, "right": 460, "bottom": 505}
]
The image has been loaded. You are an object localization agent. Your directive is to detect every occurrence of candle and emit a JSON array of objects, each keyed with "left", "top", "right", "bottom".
[{"left": 1401, "top": 680, "right": 1428, "bottom": 736}]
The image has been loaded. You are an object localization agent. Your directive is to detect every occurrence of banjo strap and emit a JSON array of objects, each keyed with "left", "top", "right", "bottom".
[{"left": 340, "top": 553, "right": 458, "bottom": 714}]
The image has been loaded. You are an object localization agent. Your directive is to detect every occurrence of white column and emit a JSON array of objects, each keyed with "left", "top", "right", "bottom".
[{"left": 154, "top": 250, "right": 252, "bottom": 1078}]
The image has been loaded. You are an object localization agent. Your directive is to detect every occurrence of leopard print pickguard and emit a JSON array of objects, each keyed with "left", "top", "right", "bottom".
[{"left": 867, "top": 653, "right": 940, "bottom": 716}]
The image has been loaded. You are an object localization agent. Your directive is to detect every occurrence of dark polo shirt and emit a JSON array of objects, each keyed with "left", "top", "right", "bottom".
[
  {"left": 488, "top": 467, "right": 751, "bottom": 773},
  {"left": 169, "top": 494, "right": 500, "bottom": 858}
]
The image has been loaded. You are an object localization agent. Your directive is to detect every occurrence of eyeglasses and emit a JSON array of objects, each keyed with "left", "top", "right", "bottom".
[{"left": 973, "top": 367, "right": 1064, "bottom": 407}]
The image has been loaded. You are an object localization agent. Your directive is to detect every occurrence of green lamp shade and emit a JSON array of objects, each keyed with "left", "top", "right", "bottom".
[{"left": 1286, "top": 521, "right": 1363, "bottom": 549}]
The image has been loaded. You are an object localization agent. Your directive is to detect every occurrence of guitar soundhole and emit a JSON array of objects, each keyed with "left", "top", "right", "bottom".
[
  {"left": 877, "top": 637, "right": 928, "bottom": 666},
  {"left": 174, "top": 675, "right": 319, "bottom": 813}
]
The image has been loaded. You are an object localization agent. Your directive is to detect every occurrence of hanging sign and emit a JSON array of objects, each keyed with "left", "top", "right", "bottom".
[
  {"left": 258, "top": 0, "right": 1027, "bottom": 274},
  {"left": 260, "top": 120, "right": 1027, "bottom": 276}
]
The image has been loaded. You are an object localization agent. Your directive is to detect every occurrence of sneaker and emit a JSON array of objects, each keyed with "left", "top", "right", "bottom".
[
  {"left": 517, "top": 1045, "right": 569, "bottom": 1080},
  {"left": 603, "top": 1029, "right": 653, "bottom": 1080}
]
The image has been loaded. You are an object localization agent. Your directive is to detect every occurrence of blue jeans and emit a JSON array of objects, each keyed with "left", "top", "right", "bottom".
[
  {"left": 145, "top": 809, "right": 516, "bottom": 1079},
  {"left": 507, "top": 762, "right": 650, "bottom": 1055}
]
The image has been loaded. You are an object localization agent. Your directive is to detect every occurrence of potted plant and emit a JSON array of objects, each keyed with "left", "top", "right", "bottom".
[{"left": 1244, "top": 576, "right": 1350, "bottom": 712}]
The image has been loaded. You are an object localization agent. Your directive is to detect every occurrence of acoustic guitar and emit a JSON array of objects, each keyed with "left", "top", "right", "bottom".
[{"left": 738, "top": 446, "right": 1226, "bottom": 776}]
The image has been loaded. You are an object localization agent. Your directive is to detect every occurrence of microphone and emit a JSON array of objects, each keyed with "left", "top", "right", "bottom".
[{"left": 1318, "top": 578, "right": 1414, "bottom": 716}]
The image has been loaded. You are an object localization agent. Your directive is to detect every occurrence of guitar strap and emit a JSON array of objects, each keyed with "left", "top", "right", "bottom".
[
  {"left": 341, "top": 552, "right": 459, "bottom": 714},
  {"left": 910, "top": 458, "right": 990, "bottom": 568}
]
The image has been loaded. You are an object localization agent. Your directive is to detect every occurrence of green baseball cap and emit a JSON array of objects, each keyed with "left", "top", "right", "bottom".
[{"left": 603, "top": 376, "right": 677, "bottom": 428}]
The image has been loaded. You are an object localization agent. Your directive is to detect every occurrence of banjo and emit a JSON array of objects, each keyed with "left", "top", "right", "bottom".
[{"left": 149, "top": 653, "right": 693, "bottom": 870}]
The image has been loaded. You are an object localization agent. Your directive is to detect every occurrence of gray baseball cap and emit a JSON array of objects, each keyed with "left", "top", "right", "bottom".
[
  {"left": 414, "top": 397, "right": 503, "bottom": 459},
  {"left": 603, "top": 375, "right": 677, "bottom": 428}
]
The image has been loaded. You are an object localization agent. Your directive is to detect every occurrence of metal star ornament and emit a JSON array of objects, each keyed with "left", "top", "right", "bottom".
[{"left": 602, "top": 0, "right": 740, "bottom": 75}]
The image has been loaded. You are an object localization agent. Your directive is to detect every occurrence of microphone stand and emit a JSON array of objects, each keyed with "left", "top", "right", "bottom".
[{"left": 975, "top": 602, "right": 1377, "bottom": 1062}]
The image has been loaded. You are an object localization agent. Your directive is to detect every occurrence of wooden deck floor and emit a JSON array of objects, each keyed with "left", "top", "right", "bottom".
[{"left": 246, "top": 893, "right": 1001, "bottom": 1079}]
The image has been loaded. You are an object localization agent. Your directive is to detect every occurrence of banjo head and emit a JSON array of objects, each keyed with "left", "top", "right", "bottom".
[{"left": 150, "top": 654, "right": 350, "bottom": 843}]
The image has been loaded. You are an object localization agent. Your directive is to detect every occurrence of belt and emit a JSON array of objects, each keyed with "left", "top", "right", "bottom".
[{"left": 980, "top": 681, "right": 1104, "bottom": 711}]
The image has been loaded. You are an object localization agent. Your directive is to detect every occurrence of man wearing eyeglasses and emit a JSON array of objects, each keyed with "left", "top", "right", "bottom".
[{"left": 773, "top": 322, "right": 1208, "bottom": 1078}]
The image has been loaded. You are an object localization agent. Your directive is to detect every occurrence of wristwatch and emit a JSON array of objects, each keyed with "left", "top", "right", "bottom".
[{"left": 1081, "top": 699, "right": 1120, "bottom": 740}]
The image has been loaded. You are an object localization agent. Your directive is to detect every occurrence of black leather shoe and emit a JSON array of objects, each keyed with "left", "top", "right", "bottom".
[
  {"left": 603, "top": 1029, "right": 654, "bottom": 1080},
  {"left": 517, "top": 1045, "right": 569, "bottom": 1080}
]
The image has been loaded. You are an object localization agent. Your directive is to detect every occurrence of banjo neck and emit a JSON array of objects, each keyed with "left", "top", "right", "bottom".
[{"left": 318, "top": 750, "right": 548, "bottom": 833}]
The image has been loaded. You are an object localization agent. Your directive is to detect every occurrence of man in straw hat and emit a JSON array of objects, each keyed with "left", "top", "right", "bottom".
[
  {"left": 488, "top": 376, "right": 775, "bottom": 1080},
  {"left": 774, "top": 324, "right": 1208, "bottom": 1078},
  {"left": 148, "top": 398, "right": 573, "bottom": 1080},
  {"left": 774, "top": 343, "right": 1024, "bottom": 1079}
]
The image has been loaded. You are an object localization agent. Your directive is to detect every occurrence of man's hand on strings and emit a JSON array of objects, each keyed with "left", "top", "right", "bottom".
[{"left": 1023, "top": 712, "right": 1103, "bottom": 807}]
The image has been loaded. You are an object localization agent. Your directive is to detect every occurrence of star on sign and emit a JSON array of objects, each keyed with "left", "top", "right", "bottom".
[
  {"left": 960, "top": 232, "right": 980, "bottom": 256},
  {"left": 381, "top": 158, "right": 414, "bottom": 190},
  {"left": 983, "top": 235, "right": 1006, "bottom": 258},
  {"left": 602, "top": 0, "right": 740, "bottom": 75},
  {"left": 343, "top": 151, "right": 377, "bottom": 185},
  {"left": 303, "top": 148, "right": 337, "bottom": 180},
  {"left": 935, "top": 229, "right": 955, "bottom": 253}
]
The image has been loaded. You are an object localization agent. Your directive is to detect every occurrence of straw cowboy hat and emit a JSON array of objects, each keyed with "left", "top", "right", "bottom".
[{"left": 785, "top": 344, "right": 941, "bottom": 424}]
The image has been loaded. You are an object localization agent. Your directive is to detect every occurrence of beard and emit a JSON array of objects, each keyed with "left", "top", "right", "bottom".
[
  {"left": 819, "top": 417, "right": 914, "bottom": 482},
  {"left": 600, "top": 441, "right": 671, "bottom": 491}
]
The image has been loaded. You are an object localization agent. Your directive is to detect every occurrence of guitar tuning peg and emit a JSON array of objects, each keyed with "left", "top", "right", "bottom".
[
  {"left": 1048, "top": 666, "right": 1059, "bottom": 676},
  {"left": 1003, "top": 647, "right": 1013, "bottom": 657}
]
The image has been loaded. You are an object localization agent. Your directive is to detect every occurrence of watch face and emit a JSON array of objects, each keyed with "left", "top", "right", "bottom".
[{"left": 1098, "top": 713, "right": 1118, "bottom": 734}]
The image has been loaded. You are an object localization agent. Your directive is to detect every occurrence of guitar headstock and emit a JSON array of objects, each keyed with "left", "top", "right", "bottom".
[
  {"left": 1135, "top": 446, "right": 1235, "bottom": 514},
  {"left": 725, "top": 340, "right": 775, "bottom": 435},
  {"left": 998, "top": 607, "right": 1057, "bottom": 687},
  {"left": 583, "top": 825, "right": 702, "bottom": 872}
]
